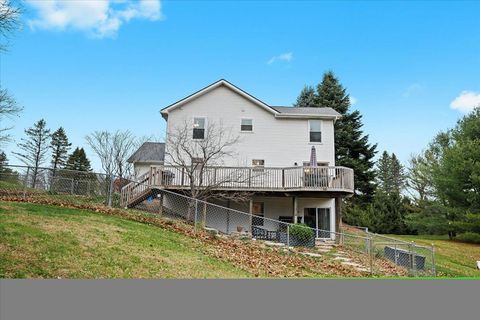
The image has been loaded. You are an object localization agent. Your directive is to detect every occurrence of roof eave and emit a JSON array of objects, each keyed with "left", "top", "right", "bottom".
[{"left": 274, "top": 114, "right": 340, "bottom": 120}]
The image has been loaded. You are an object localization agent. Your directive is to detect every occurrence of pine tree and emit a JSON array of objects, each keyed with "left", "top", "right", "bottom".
[
  {"left": 65, "top": 147, "right": 92, "bottom": 172},
  {"left": 0, "top": 150, "right": 12, "bottom": 173},
  {"left": 50, "top": 127, "right": 71, "bottom": 173},
  {"left": 376, "top": 151, "right": 405, "bottom": 196},
  {"left": 13, "top": 119, "right": 51, "bottom": 187},
  {"left": 294, "top": 85, "right": 316, "bottom": 108},
  {"left": 314, "top": 71, "right": 377, "bottom": 204}
]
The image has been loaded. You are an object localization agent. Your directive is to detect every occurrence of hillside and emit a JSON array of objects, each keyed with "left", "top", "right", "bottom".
[{"left": 0, "top": 200, "right": 376, "bottom": 279}]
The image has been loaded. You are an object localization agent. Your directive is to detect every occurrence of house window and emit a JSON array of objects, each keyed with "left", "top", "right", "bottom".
[
  {"left": 252, "top": 159, "right": 265, "bottom": 172},
  {"left": 309, "top": 120, "right": 322, "bottom": 143},
  {"left": 252, "top": 159, "right": 264, "bottom": 167},
  {"left": 191, "top": 157, "right": 204, "bottom": 169},
  {"left": 252, "top": 202, "right": 264, "bottom": 226},
  {"left": 241, "top": 119, "right": 253, "bottom": 132},
  {"left": 193, "top": 118, "right": 206, "bottom": 139}
]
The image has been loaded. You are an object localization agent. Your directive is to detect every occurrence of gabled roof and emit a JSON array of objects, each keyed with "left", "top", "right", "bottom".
[
  {"left": 160, "top": 79, "right": 342, "bottom": 120},
  {"left": 160, "top": 79, "right": 279, "bottom": 117},
  {"left": 127, "top": 142, "right": 165, "bottom": 163}
]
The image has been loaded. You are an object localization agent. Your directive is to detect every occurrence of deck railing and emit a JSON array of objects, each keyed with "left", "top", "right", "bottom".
[{"left": 145, "top": 165, "right": 354, "bottom": 193}]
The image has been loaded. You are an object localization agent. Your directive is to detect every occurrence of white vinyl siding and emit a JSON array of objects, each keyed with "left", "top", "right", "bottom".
[{"left": 165, "top": 85, "right": 335, "bottom": 167}]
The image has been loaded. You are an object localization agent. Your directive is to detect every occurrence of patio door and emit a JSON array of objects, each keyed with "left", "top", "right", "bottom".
[{"left": 303, "top": 208, "right": 331, "bottom": 239}]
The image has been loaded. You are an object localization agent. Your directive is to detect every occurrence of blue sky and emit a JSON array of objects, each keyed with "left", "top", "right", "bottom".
[{"left": 2, "top": 0, "right": 480, "bottom": 171}]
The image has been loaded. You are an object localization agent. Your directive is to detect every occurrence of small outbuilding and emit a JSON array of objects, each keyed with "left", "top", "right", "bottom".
[{"left": 127, "top": 142, "right": 165, "bottom": 178}]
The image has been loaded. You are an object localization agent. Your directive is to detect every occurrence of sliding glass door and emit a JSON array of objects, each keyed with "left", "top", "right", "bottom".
[{"left": 303, "top": 208, "right": 331, "bottom": 239}]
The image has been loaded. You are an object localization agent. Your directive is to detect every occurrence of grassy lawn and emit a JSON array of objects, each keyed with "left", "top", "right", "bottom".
[
  {"left": 387, "top": 234, "right": 480, "bottom": 278},
  {"left": 0, "top": 201, "right": 251, "bottom": 279}
]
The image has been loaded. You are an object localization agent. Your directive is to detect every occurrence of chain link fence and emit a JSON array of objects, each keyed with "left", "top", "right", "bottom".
[
  {"left": 0, "top": 165, "right": 121, "bottom": 207},
  {"left": 0, "top": 164, "right": 436, "bottom": 277}
]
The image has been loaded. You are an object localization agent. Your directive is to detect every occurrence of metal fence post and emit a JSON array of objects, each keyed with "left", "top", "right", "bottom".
[
  {"left": 431, "top": 243, "right": 436, "bottom": 277},
  {"left": 107, "top": 175, "right": 114, "bottom": 207},
  {"left": 194, "top": 199, "right": 198, "bottom": 233},
  {"left": 22, "top": 167, "right": 30, "bottom": 199},
  {"left": 287, "top": 224, "right": 290, "bottom": 248},
  {"left": 411, "top": 242, "right": 417, "bottom": 277},
  {"left": 369, "top": 236, "right": 374, "bottom": 275}
]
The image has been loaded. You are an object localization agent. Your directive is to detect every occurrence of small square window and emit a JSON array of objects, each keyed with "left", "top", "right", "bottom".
[{"left": 241, "top": 119, "right": 253, "bottom": 132}]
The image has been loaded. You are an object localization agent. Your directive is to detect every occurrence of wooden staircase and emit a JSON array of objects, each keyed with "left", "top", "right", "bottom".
[{"left": 121, "top": 168, "right": 163, "bottom": 208}]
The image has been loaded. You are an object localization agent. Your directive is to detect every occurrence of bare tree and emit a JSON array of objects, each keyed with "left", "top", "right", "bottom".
[
  {"left": 0, "top": 1, "right": 22, "bottom": 144},
  {"left": 165, "top": 121, "right": 252, "bottom": 220},
  {"left": 0, "top": 89, "right": 21, "bottom": 143},
  {"left": 0, "top": 0, "right": 22, "bottom": 51},
  {"left": 86, "top": 130, "right": 149, "bottom": 180},
  {"left": 85, "top": 131, "right": 115, "bottom": 178}
]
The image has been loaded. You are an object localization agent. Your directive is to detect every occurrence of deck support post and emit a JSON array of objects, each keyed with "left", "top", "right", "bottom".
[
  {"left": 249, "top": 199, "right": 253, "bottom": 233},
  {"left": 293, "top": 196, "right": 298, "bottom": 224},
  {"left": 335, "top": 197, "right": 342, "bottom": 235}
]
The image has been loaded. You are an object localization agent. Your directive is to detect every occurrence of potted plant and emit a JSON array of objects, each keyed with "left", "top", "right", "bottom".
[{"left": 288, "top": 224, "right": 315, "bottom": 247}]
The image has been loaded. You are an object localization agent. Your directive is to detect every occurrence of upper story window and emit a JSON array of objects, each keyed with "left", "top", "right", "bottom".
[
  {"left": 193, "top": 117, "right": 206, "bottom": 139},
  {"left": 241, "top": 119, "right": 253, "bottom": 132},
  {"left": 309, "top": 120, "right": 322, "bottom": 143}
]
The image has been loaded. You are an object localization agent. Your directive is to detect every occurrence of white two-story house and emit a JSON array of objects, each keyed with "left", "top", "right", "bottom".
[{"left": 125, "top": 79, "right": 354, "bottom": 237}]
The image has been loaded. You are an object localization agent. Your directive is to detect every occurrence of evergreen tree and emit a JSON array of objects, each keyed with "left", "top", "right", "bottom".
[
  {"left": 65, "top": 147, "right": 92, "bottom": 172},
  {"left": 376, "top": 151, "right": 405, "bottom": 196},
  {"left": 294, "top": 85, "right": 316, "bottom": 108},
  {"left": 314, "top": 71, "right": 377, "bottom": 204},
  {"left": 13, "top": 119, "right": 51, "bottom": 187},
  {"left": 0, "top": 151, "right": 9, "bottom": 172},
  {"left": 50, "top": 127, "right": 71, "bottom": 173}
]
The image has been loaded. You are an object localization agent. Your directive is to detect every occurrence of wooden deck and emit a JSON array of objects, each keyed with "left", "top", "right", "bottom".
[
  {"left": 150, "top": 165, "right": 354, "bottom": 193},
  {"left": 121, "top": 165, "right": 354, "bottom": 207}
]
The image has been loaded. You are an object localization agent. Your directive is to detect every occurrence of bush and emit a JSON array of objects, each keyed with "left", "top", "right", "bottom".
[
  {"left": 289, "top": 223, "right": 315, "bottom": 242},
  {"left": 456, "top": 232, "right": 480, "bottom": 244}
]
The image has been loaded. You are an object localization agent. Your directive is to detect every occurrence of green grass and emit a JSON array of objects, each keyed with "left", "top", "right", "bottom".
[
  {"left": 385, "top": 234, "right": 480, "bottom": 277},
  {"left": 0, "top": 201, "right": 251, "bottom": 279}
]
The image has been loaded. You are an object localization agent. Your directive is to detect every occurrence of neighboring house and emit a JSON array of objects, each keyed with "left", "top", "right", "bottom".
[
  {"left": 125, "top": 79, "right": 354, "bottom": 238},
  {"left": 127, "top": 142, "right": 165, "bottom": 177}
]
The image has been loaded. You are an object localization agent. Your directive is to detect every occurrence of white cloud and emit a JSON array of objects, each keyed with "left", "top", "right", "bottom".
[
  {"left": 349, "top": 96, "right": 358, "bottom": 106},
  {"left": 268, "top": 52, "right": 293, "bottom": 65},
  {"left": 450, "top": 91, "right": 480, "bottom": 113},
  {"left": 26, "top": 0, "right": 162, "bottom": 38},
  {"left": 402, "top": 83, "right": 423, "bottom": 97}
]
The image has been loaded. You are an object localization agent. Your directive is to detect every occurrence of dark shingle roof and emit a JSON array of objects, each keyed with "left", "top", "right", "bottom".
[
  {"left": 127, "top": 142, "right": 165, "bottom": 163},
  {"left": 271, "top": 106, "right": 341, "bottom": 117}
]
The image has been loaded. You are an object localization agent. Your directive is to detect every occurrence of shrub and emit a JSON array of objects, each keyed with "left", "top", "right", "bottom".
[
  {"left": 289, "top": 223, "right": 315, "bottom": 242},
  {"left": 456, "top": 232, "right": 480, "bottom": 244}
]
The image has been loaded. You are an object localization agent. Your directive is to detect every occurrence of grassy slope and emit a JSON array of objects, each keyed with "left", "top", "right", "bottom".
[
  {"left": 0, "top": 201, "right": 250, "bottom": 279},
  {"left": 387, "top": 234, "right": 480, "bottom": 277}
]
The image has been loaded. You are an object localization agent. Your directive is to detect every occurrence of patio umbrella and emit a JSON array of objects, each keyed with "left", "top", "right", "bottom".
[{"left": 310, "top": 146, "right": 317, "bottom": 167}]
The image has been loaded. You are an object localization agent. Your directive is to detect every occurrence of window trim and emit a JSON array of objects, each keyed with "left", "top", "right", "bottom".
[
  {"left": 240, "top": 118, "right": 254, "bottom": 133},
  {"left": 308, "top": 119, "right": 322, "bottom": 144},
  {"left": 192, "top": 117, "right": 207, "bottom": 140}
]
